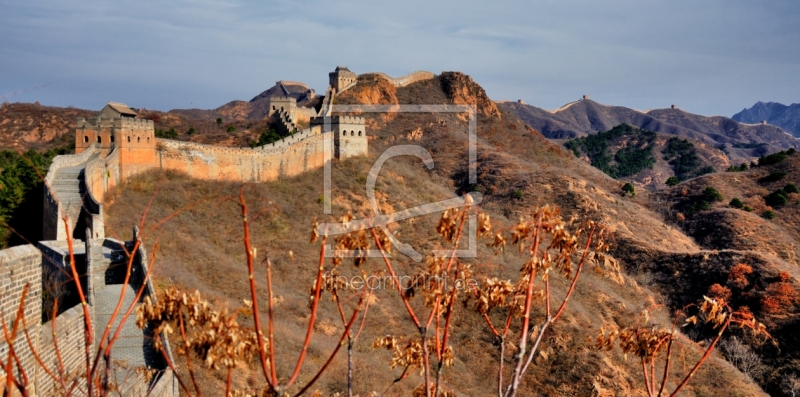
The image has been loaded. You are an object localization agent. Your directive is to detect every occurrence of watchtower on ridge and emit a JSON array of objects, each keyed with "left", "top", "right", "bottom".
[{"left": 329, "top": 66, "right": 357, "bottom": 93}]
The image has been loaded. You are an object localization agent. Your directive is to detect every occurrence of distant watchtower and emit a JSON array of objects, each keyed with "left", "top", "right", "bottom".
[{"left": 329, "top": 66, "right": 357, "bottom": 92}]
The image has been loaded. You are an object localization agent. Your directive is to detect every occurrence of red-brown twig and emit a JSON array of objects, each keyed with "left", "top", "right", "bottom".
[
  {"left": 177, "top": 314, "right": 203, "bottom": 396},
  {"left": 2, "top": 284, "right": 30, "bottom": 396},
  {"left": 293, "top": 285, "right": 368, "bottom": 397},
  {"left": 239, "top": 186, "right": 274, "bottom": 389},
  {"left": 369, "top": 229, "right": 421, "bottom": 328},
  {"left": 657, "top": 316, "right": 679, "bottom": 397},
  {"left": 265, "top": 258, "right": 278, "bottom": 387},
  {"left": 668, "top": 316, "right": 732, "bottom": 397},
  {"left": 64, "top": 219, "right": 95, "bottom": 397},
  {"left": 506, "top": 212, "right": 543, "bottom": 396},
  {"left": 159, "top": 344, "right": 194, "bottom": 396},
  {"left": 285, "top": 224, "right": 328, "bottom": 388}
]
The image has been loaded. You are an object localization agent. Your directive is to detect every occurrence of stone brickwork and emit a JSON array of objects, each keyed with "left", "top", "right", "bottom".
[
  {"left": 37, "top": 307, "right": 86, "bottom": 395},
  {"left": 0, "top": 245, "right": 43, "bottom": 395},
  {"left": 155, "top": 131, "right": 332, "bottom": 182},
  {"left": 311, "top": 115, "right": 368, "bottom": 159}
]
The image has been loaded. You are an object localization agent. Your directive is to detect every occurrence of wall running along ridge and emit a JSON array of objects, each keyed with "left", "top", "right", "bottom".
[
  {"left": 155, "top": 131, "right": 332, "bottom": 183},
  {"left": 368, "top": 70, "right": 435, "bottom": 87}
]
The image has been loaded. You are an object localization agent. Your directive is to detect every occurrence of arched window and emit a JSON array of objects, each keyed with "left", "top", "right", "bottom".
[
  {"left": 84, "top": 135, "right": 89, "bottom": 143},
  {"left": 127, "top": 136, "right": 131, "bottom": 143},
  {"left": 110, "top": 135, "right": 115, "bottom": 143},
  {"left": 147, "top": 137, "right": 150, "bottom": 143},
  {"left": 342, "top": 131, "right": 346, "bottom": 136},
  {"left": 96, "top": 136, "right": 101, "bottom": 143},
  {"left": 137, "top": 136, "right": 141, "bottom": 143},
  {"left": 272, "top": 105, "right": 276, "bottom": 110},
  {"left": 350, "top": 130, "right": 354, "bottom": 136},
  {"left": 358, "top": 131, "right": 362, "bottom": 136}
]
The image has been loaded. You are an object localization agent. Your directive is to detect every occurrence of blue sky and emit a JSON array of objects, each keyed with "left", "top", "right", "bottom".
[{"left": 1, "top": 0, "right": 799, "bottom": 116}]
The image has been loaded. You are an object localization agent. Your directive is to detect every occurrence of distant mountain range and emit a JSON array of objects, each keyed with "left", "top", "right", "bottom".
[
  {"left": 732, "top": 101, "right": 800, "bottom": 137},
  {"left": 499, "top": 98, "right": 799, "bottom": 163}
]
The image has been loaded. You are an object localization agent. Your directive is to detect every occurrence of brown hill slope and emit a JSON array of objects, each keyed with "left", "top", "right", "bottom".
[
  {"left": 638, "top": 152, "right": 800, "bottom": 395},
  {"left": 0, "top": 102, "right": 93, "bottom": 151},
  {"left": 103, "top": 73, "right": 771, "bottom": 396}
]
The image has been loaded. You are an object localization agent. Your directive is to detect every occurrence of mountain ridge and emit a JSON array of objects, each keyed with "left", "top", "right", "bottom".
[
  {"left": 501, "top": 98, "right": 799, "bottom": 164},
  {"left": 733, "top": 101, "right": 800, "bottom": 137}
]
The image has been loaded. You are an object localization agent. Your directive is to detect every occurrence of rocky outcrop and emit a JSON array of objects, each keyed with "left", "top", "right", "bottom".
[{"left": 439, "top": 72, "right": 501, "bottom": 118}]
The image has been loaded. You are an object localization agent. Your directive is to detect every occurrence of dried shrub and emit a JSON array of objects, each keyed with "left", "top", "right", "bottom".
[
  {"left": 728, "top": 264, "right": 754, "bottom": 289},
  {"left": 761, "top": 282, "right": 799, "bottom": 315},
  {"left": 597, "top": 296, "right": 770, "bottom": 397},
  {"left": 707, "top": 283, "right": 732, "bottom": 302}
]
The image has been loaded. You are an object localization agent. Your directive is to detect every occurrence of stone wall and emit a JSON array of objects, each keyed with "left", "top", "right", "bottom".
[
  {"left": 155, "top": 132, "right": 332, "bottom": 182},
  {"left": 83, "top": 147, "right": 121, "bottom": 239},
  {"left": 37, "top": 306, "right": 86, "bottom": 395},
  {"left": 0, "top": 245, "right": 43, "bottom": 395}
]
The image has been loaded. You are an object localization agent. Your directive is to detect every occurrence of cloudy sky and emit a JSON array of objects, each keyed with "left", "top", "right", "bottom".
[{"left": 2, "top": 0, "right": 799, "bottom": 116}]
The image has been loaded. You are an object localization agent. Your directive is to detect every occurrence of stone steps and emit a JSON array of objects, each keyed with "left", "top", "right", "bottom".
[{"left": 52, "top": 165, "right": 86, "bottom": 225}]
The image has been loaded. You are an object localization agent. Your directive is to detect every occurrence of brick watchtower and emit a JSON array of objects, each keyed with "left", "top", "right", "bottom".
[
  {"left": 329, "top": 66, "right": 357, "bottom": 93},
  {"left": 310, "top": 115, "right": 367, "bottom": 159},
  {"left": 75, "top": 102, "right": 157, "bottom": 177}
]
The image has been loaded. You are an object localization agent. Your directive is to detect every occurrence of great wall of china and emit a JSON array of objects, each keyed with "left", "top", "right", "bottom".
[{"left": 0, "top": 67, "right": 435, "bottom": 395}]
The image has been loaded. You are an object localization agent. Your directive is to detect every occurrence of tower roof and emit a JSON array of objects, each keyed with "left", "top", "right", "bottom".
[{"left": 104, "top": 101, "right": 137, "bottom": 117}]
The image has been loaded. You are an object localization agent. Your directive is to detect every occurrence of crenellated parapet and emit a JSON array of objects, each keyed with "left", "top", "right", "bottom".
[{"left": 77, "top": 117, "right": 154, "bottom": 129}]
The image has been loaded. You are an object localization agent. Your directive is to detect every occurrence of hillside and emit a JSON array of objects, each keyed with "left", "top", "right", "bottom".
[
  {"left": 101, "top": 73, "right": 781, "bottom": 396},
  {"left": 501, "top": 98, "right": 799, "bottom": 165},
  {"left": 0, "top": 102, "right": 93, "bottom": 151},
  {"left": 639, "top": 150, "right": 800, "bottom": 395},
  {"left": 564, "top": 124, "right": 728, "bottom": 189},
  {"left": 733, "top": 101, "right": 800, "bottom": 137}
]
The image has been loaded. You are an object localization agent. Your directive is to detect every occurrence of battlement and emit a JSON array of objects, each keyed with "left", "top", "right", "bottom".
[
  {"left": 77, "top": 117, "right": 154, "bottom": 130},
  {"left": 270, "top": 96, "right": 296, "bottom": 103},
  {"left": 311, "top": 115, "right": 366, "bottom": 125}
]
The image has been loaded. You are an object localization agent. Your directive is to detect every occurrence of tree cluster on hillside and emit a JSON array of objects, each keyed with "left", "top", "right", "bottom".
[
  {"left": 0, "top": 144, "right": 73, "bottom": 247},
  {"left": 662, "top": 137, "right": 715, "bottom": 181},
  {"left": 758, "top": 148, "right": 796, "bottom": 167},
  {"left": 154, "top": 127, "right": 178, "bottom": 139},
  {"left": 250, "top": 127, "right": 290, "bottom": 147},
  {"left": 564, "top": 124, "right": 656, "bottom": 179},
  {"left": 675, "top": 185, "right": 725, "bottom": 217}
]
